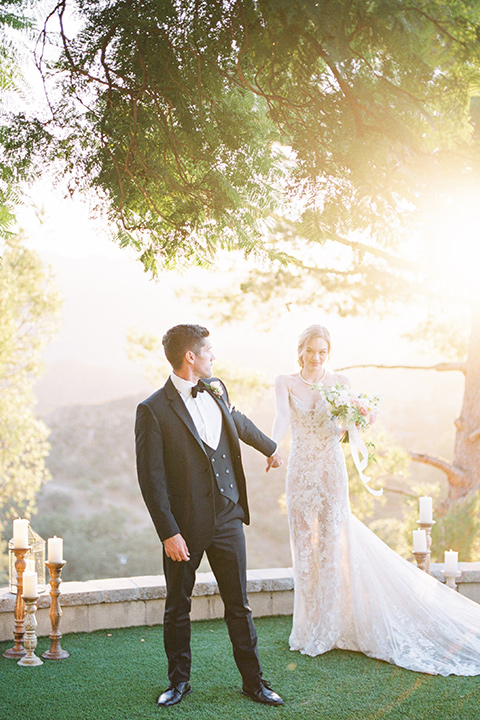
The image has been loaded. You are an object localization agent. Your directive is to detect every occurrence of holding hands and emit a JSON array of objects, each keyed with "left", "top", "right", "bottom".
[{"left": 266, "top": 451, "right": 283, "bottom": 473}]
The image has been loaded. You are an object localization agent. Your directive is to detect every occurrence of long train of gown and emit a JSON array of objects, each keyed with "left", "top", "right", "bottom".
[{"left": 286, "top": 392, "right": 480, "bottom": 675}]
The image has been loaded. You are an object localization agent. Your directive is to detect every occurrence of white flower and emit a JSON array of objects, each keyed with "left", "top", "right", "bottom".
[
  {"left": 321, "top": 383, "right": 380, "bottom": 432},
  {"left": 209, "top": 380, "right": 224, "bottom": 398}
]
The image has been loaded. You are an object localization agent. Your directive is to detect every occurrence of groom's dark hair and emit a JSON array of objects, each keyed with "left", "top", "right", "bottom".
[{"left": 162, "top": 324, "right": 210, "bottom": 369}]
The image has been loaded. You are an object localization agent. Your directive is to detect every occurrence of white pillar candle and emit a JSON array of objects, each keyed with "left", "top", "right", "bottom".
[
  {"left": 13, "top": 518, "right": 29, "bottom": 548},
  {"left": 444, "top": 549, "right": 458, "bottom": 574},
  {"left": 419, "top": 496, "right": 433, "bottom": 523},
  {"left": 23, "top": 570, "right": 38, "bottom": 598},
  {"left": 413, "top": 529, "right": 427, "bottom": 553},
  {"left": 48, "top": 536, "right": 64, "bottom": 563}
]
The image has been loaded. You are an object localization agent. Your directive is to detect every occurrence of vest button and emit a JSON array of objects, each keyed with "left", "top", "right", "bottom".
[
  {"left": 220, "top": 488, "right": 224, "bottom": 493},
  {"left": 212, "top": 457, "right": 216, "bottom": 463},
  {"left": 222, "top": 454, "right": 226, "bottom": 458},
  {"left": 225, "top": 469, "right": 230, "bottom": 473},
  {"left": 216, "top": 473, "right": 219, "bottom": 477},
  {"left": 229, "top": 483, "right": 233, "bottom": 489}
]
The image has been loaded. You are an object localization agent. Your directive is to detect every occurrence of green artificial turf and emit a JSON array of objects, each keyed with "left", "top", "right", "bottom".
[{"left": 1, "top": 616, "right": 479, "bottom": 720}]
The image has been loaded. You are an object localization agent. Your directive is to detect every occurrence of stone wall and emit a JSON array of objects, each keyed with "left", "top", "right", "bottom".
[
  {"left": 0, "top": 568, "right": 294, "bottom": 641},
  {"left": 1, "top": 563, "right": 479, "bottom": 642}
]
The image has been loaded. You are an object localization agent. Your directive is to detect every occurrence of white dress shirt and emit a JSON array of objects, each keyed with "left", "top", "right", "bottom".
[{"left": 170, "top": 373, "right": 222, "bottom": 450}]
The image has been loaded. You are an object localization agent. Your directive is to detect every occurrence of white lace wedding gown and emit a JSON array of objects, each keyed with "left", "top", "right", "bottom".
[{"left": 286, "top": 392, "right": 480, "bottom": 675}]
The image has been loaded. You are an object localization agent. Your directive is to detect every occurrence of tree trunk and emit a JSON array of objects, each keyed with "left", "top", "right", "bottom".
[
  {"left": 338, "top": 318, "right": 480, "bottom": 508},
  {"left": 448, "top": 308, "right": 480, "bottom": 502}
]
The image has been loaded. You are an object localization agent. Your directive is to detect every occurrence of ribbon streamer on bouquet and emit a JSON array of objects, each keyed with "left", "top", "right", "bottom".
[{"left": 348, "top": 425, "right": 383, "bottom": 496}]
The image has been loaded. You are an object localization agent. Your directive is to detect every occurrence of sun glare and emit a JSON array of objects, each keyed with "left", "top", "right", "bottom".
[{"left": 423, "top": 189, "right": 480, "bottom": 304}]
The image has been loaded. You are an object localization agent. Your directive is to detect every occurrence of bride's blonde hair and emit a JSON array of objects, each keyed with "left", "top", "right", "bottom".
[{"left": 297, "top": 324, "right": 331, "bottom": 368}]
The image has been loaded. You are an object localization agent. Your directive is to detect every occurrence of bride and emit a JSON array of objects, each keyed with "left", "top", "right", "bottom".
[{"left": 270, "top": 323, "right": 480, "bottom": 675}]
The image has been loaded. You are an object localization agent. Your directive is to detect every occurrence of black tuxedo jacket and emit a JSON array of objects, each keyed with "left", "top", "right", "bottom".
[{"left": 135, "top": 377, "right": 276, "bottom": 553}]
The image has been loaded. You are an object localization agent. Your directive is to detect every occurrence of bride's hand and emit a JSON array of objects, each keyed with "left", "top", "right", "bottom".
[{"left": 266, "top": 451, "right": 283, "bottom": 472}]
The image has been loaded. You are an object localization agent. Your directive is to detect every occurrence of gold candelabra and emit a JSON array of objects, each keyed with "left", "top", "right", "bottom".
[
  {"left": 42, "top": 560, "right": 69, "bottom": 660},
  {"left": 3, "top": 547, "right": 29, "bottom": 659},
  {"left": 17, "top": 595, "right": 43, "bottom": 666}
]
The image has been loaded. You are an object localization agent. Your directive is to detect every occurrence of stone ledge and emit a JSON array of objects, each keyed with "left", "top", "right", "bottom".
[
  {"left": 0, "top": 564, "right": 478, "bottom": 641},
  {"left": 0, "top": 567, "right": 294, "bottom": 611},
  {"left": 0, "top": 568, "right": 294, "bottom": 640},
  {"left": 430, "top": 561, "right": 480, "bottom": 583},
  {"left": 130, "top": 574, "right": 167, "bottom": 600}
]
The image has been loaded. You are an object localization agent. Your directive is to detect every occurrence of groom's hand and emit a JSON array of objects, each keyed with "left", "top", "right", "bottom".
[
  {"left": 266, "top": 451, "right": 283, "bottom": 472},
  {"left": 164, "top": 533, "right": 190, "bottom": 562}
]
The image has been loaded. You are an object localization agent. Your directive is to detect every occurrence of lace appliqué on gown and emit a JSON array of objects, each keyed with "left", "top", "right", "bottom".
[{"left": 286, "top": 392, "right": 480, "bottom": 676}]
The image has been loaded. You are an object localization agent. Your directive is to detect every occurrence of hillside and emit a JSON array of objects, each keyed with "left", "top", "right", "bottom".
[{"left": 33, "top": 393, "right": 292, "bottom": 581}]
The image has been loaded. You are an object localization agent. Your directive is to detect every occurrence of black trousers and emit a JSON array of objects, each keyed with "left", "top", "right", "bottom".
[{"left": 162, "top": 501, "right": 262, "bottom": 688}]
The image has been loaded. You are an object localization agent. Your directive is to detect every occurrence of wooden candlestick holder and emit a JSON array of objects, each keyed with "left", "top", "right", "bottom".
[
  {"left": 413, "top": 550, "right": 429, "bottom": 572},
  {"left": 42, "top": 560, "right": 69, "bottom": 660},
  {"left": 3, "top": 547, "right": 29, "bottom": 658},
  {"left": 417, "top": 520, "right": 435, "bottom": 574},
  {"left": 18, "top": 595, "right": 43, "bottom": 666}
]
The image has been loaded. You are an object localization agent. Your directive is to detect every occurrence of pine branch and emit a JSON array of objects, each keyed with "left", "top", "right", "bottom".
[
  {"left": 328, "top": 234, "right": 415, "bottom": 269},
  {"left": 404, "top": 6, "right": 470, "bottom": 48},
  {"left": 275, "top": 215, "right": 418, "bottom": 271},
  {"left": 409, "top": 452, "right": 467, "bottom": 487},
  {"left": 468, "top": 427, "right": 480, "bottom": 443},
  {"left": 409, "top": 452, "right": 453, "bottom": 473},
  {"left": 336, "top": 362, "right": 466, "bottom": 374},
  {"left": 380, "top": 486, "right": 417, "bottom": 498}
]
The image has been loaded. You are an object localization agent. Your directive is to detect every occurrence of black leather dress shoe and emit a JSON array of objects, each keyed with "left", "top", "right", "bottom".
[
  {"left": 156, "top": 681, "right": 192, "bottom": 707},
  {"left": 242, "top": 679, "right": 284, "bottom": 706}
]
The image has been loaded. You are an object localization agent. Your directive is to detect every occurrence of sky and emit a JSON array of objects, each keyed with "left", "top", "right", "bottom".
[{"left": 13, "top": 179, "right": 422, "bottom": 397}]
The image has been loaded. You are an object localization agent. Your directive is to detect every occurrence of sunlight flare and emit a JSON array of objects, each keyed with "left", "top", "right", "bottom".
[{"left": 424, "top": 187, "right": 480, "bottom": 302}]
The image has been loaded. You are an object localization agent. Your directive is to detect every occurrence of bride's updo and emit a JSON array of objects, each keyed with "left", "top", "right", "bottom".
[{"left": 297, "top": 324, "right": 331, "bottom": 367}]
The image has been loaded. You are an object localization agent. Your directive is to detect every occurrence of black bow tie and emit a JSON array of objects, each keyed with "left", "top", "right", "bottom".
[{"left": 191, "top": 381, "right": 206, "bottom": 398}]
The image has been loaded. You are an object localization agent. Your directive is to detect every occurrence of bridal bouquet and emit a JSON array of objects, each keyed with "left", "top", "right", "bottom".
[
  {"left": 321, "top": 383, "right": 382, "bottom": 496},
  {"left": 321, "top": 384, "right": 380, "bottom": 432}
]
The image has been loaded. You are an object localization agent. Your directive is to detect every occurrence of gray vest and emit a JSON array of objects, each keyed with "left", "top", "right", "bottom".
[{"left": 204, "top": 422, "right": 240, "bottom": 505}]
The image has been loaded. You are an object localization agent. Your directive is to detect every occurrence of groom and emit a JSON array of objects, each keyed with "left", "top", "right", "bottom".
[{"left": 135, "top": 324, "right": 283, "bottom": 707}]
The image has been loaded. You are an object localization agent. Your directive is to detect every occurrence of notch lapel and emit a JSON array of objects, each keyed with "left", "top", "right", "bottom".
[{"left": 164, "top": 378, "right": 207, "bottom": 453}]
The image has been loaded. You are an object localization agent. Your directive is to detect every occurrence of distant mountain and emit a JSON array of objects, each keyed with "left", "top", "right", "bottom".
[
  {"left": 34, "top": 393, "right": 163, "bottom": 580},
  {"left": 35, "top": 361, "right": 152, "bottom": 413},
  {"left": 39, "top": 392, "right": 151, "bottom": 524},
  {"left": 35, "top": 392, "right": 292, "bottom": 579}
]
